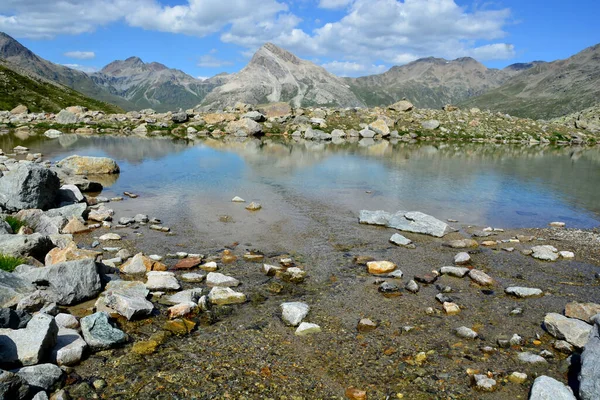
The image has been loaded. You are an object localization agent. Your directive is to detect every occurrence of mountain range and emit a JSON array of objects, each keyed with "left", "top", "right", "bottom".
[{"left": 0, "top": 31, "right": 598, "bottom": 119}]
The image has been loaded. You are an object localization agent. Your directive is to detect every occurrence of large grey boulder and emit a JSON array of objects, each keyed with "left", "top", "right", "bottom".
[
  {"left": 51, "top": 328, "right": 87, "bottom": 366},
  {"left": 579, "top": 317, "right": 600, "bottom": 400},
  {"left": 0, "top": 313, "right": 58, "bottom": 367},
  {"left": 0, "top": 271, "right": 36, "bottom": 308},
  {"left": 80, "top": 312, "right": 127, "bottom": 351},
  {"left": 544, "top": 313, "right": 592, "bottom": 348},
  {"left": 13, "top": 363, "right": 63, "bottom": 391},
  {"left": 359, "top": 210, "right": 450, "bottom": 238},
  {"left": 99, "top": 281, "right": 154, "bottom": 320},
  {"left": 0, "top": 165, "right": 60, "bottom": 212},
  {"left": 15, "top": 209, "right": 67, "bottom": 236},
  {"left": 55, "top": 109, "right": 78, "bottom": 124},
  {"left": 16, "top": 259, "right": 101, "bottom": 306},
  {"left": 0, "top": 369, "right": 31, "bottom": 400},
  {"left": 0, "top": 233, "right": 55, "bottom": 261},
  {"left": 529, "top": 376, "right": 576, "bottom": 400},
  {"left": 225, "top": 118, "right": 262, "bottom": 136},
  {"left": 56, "top": 155, "right": 119, "bottom": 175}
]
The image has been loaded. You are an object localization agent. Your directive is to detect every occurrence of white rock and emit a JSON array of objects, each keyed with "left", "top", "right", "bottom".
[
  {"left": 145, "top": 271, "right": 180, "bottom": 291},
  {"left": 505, "top": 287, "right": 544, "bottom": 298},
  {"left": 473, "top": 374, "right": 497, "bottom": 391},
  {"left": 440, "top": 266, "right": 470, "bottom": 277},
  {"left": 181, "top": 273, "right": 205, "bottom": 283},
  {"left": 51, "top": 328, "right": 87, "bottom": 366},
  {"left": 99, "top": 233, "right": 121, "bottom": 241},
  {"left": 208, "top": 287, "right": 246, "bottom": 305},
  {"left": 517, "top": 352, "right": 547, "bottom": 364},
  {"left": 454, "top": 252, "right": 471, "bottom": 265},
  {"left": 281, "top": 302, "right": 310, "bottom": 326},
  {"left": 530, "top": 376, "right": 576, "bottom": 400},
  {"left": 454, "top": 326, "right": 478, "bottom": 339},
  {"left": 54, "top": 313, "right": 79, "bottom": 329},
  {"left": 560, "top": 251, "right": 575, "bottom": 259},
  {"left": 206, "top": 272, "right": 240, "bottom": 287},
  {"left": 531, "top": 245, "right": 559, "bottom": 261},
  {"left": 232, "top": 196, "right": 245, "bottom": 202},
  {"left": 389, "top": 233, "right": 412, "bottom": 246},
  {"left": 295, "top": 322, "right": 321, "bottom": 336}
]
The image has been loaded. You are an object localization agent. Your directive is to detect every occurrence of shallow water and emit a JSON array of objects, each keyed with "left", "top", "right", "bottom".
[{"left": 2, "top": 132, "right": 600, "bottom": 229}]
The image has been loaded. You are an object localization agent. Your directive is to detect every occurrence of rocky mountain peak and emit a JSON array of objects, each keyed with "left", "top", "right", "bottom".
[
  {"left": 0, "top": 32, "right": 36, "bottom": 61},
  {"left": 252, "top": 42, "right": 301, "bottom": 66}
]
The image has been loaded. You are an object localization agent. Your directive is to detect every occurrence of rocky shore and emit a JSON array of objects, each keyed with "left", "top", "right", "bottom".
[
  {"left": 2, "top": 101, "right": 599, "bottom": 147},
  {"left": 1, "top": 112, "right": 600, "bottom": 399}
]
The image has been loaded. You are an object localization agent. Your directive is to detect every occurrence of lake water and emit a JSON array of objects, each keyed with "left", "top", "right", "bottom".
[{"left": 2, "top": 132, "right": 600, "bottom": 231}]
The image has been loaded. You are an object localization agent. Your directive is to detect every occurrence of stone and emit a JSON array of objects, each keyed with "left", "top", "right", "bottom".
[
  {"left": 88, "top": 205, "right": 114, "bottom": 222},
  {"left": 200, "top": 261, "right": 218, "bottom": 272},
  {"left": 358, "top": 210, "right": 391, "bottom": 225},
  {"left": 368, "top": 119, "right": 390, "bottom": 136},
  {"left": 455, "top": 326, "right": 478, "bottom": 339},
  {"left": 0, "top": 313, "right": 58, "bottom": 366},
  {"left": 231, "top": 196, "right": 245, "bottom": 202},
  {"left": 531, "top": 245, "right": 559, "bottom": 261},
  {"left": 99, "top": 233, "right": 121, "bottom": 241},
  {"left": 295, "top": 322, "right": 321, "bottom": 336},
  {"left": 44, "top": 241, "right": 101, "bottom": 265},
  {"left": 57, "top": 184, "right": 84, "bottom": 205},
  {"left": 550, "top": 221, "right": 566, "bottom": 227},
  {"left": 242, "top": 111, "right": 266, "bottom": 122},
  {"left": 80, "top": 312, "right": 127, "bottom": 351},
  {"left": 454, "top": 252, "right": 471, "bottom": 265},
  {"left": 389, "top": 233, "right": 412, "bottom": 246},
  {"left": 57, "top": 155, "right": 120, "bottom": 175},
  {"left": 345, "top": 387, "right": 367, "bottom": 400},
  {"left": 0, "top": 165, "right": 60, "bottom": 212},
  {"left": 280, "top": 267, "right": 307, "bottom": 283},
  {"left": 206, "top": 272, "right": 240, "bottom": 287},
  {"left": 0, "top": 369, "right": 31, "bottom": 399},
  {"left": 167, "top": 302, "right": 198, "bottom": 319},
  {"left": 579, "top": 318, "right": 600, "bottom": 400},
  {"left": 440, "top": 266, "right": 470, "bottom": 278},
  {"left": 281, "top": 302, "right": 309, "bottom": 326},
  {"left": 225, "top": 118, "right": 262, "bottom": 136},
  {"left": 0, "top": 220, "right": 12, "bottom": 235},
  {"left": 473, "top": 374, "right": 496, "bottom": 391},
  {"left": 171, "top": 111, "right": 188, "bottom": 123},
  {"left": 421, "top": 120, "right": 440, "bottom": 130},
  {"left": 443, "top": 302, "right": 461, "bottom": 315},
  {"left": 104, "top": 291, "right": 154, "bottom": 321},
  {"left": 181, "top": 273, "right": 205, "bottom": 283},
  {"left": 246, "top": 202, "right": 262, "bottom": 211},
  {"left": 405, "top": 280, "right": 419, "bottom": 293},
  {"left": 359, "top": 128, "right": 375, "bottom": 138},
  {"left": 560, "top": 251, "right": 575, "bottom": 259},
  {"left": 378, "top": 282, "right": 400, "bottom": 294},
  {"left": 120, "top": 253, "right": 167, "bottom": 274},
  {"left": 544, "top": 313, "right": 592, "bottom": 348},
  {"left": 16, "top": 258, "right": 101, "bottom": 305},
  {"left": 505, "top": 287, "right": 543, "bottom": 298},
  {"left": 174, "top": 257, "right": 202, "bottom": 270},
  {"left": 163, "top": 288, "right": 203, "bottom": 305},
  {"left": 554, "top": 340, "right": 574, "bottom": 354},
  {"left": 443, "top": 239, "right": 479, "bottom": 249},
  {"left": 367, "top": 261, "right": 396, "bottom": 274},
  {"left": 145, "top": 271, "right": 180, "bottom": 291},
  {"left": 0, "top": 309, "right": 31, "bottom": 329},
  {"left": 359, "top": 210, "right": 450, "bottom": 238},
  {"left": 207, "top": 287, "right": 246, "bottom": 305},
  {"left": 468, "top": 269, "right": 494, "bottom": 286},
  {"left": 10, "top": 104, "right": 28, "bottom": 114},
  {"left": 0, "top": 271, "right": 36, "bottom": 308},
  {"left": 414, "top": 273, "right": 438, "bottom": 284},
  {"left": 164, "top": 318, "right": 196, "bottom": 335},
  {"left": 357, "top": 318, "right": 377, "bottom": 332},
  {"left": 14, "top": 363, "right": 63, "bottom": 391},
  {"left": 508, "top": 371, "right": 527, "bottom": 384},
  {"left": 529, "top": 376, "right": 576, "bottom": 400},
  {"left": 61, "top": 217, "right": 90, "bottom": 234},
  {"left": 54, "top": 313, "right": 78, "bottom": 329},
  {"left": 565, "top": 302, "right": 600, "bottom": 323},
  {"left": 388, "top": 100, "right": 414, "bottom": 112},
  {"left": 517, "top": 352, "right": 547, "bottom": 364},
  {"left": 55, "top": 109, "right": 78, "bottom": 124}
]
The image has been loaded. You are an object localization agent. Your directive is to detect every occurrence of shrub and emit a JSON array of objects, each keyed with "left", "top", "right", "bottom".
[{"left": 0, "top": 254, "right": 26, "bottom": 272}]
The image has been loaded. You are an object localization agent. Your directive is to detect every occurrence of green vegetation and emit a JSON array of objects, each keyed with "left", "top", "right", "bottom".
[
  {"left": 0, "top": 63, "right": 123, "bottom": 114},
  {"left": 0, "top": 254, "right": 26, "bottom": 272},
  {"left": 4, "top": 216, "right": 26, "bottom": 233}
]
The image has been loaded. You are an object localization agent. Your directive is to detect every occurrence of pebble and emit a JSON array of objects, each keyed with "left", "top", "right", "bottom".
[
  {"left": 443, "top": 302, "right": 461, "bottom": 315},
  {"left": 200, "top": 261, "right": 218, "bottom": 271},
  {"left": 405, "top": 280, "right": 419, "bottom": 293},
  {"left": 99, "top": 233, "right": 121, "bottom": 241},
  {"left": 517, "top": 352, "right": 547, "bottom": 364},
  {"left": 440, "top": 266, "right": 470, "bottom": 278},
  {"left": 454, "top": 252, "right": 471, "bottom": 265},
  {"left": 149, "top": 254, "right": 163, "bottom": 261},
  {"left": 468, "top": 269, "right": 494, "bottom": 286},
  {"left": 295, "top": 322, "right": 321, "bottom": 336},
  {"left": 281, "top": 302, "right": 310, "bottom": 326},
  {"left": 508, "top": 371, "right": 527, "bottom": 384},
  {"left": 245, "top": 202, "right": 262, "bottom": 211},
  {"left": 414, "top": 272, "right": 438, "bottom": 284},
  {"left": 232, "top": 196, "right": 245, "bottom": 202},
  {"left": 455, "top": 326, "right": 478, "bottom": 339},
  {"left": 357, "top": 318, "right": 377, "bottom": 332},
  {"left": 367, "top": 261, "right": 396, "bottom": 274},
  {"left": 549, "top": 221, "right": 566, "bottom": 227},
  {"left": 389, "top": 233, "right": 413, "bottom": 247}
]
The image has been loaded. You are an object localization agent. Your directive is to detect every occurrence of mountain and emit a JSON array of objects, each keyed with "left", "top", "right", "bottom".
[
  {"left": 345, "top": 57, "right": 517, "bottom": 109},
  {"left": 200, "top": 43, "right": 364, "bottom": 110},
  {"left": 0, "top": 32, "right": 135, "bottom": 111},
  {"left": 91, "top": 57, "right": 226, "bottom": 112},
  {"left": 460, "top": 44, "right": 600, "bottom": 119},
  {"left": 0, "top": 60, "right": 123, "bottom": 114}
]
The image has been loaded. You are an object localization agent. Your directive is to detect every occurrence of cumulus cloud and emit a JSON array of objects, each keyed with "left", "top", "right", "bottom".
[
  {"left": 318, "top": 0, "right": 353, "bottom": 9},
  {"left": 322, "top": 61, "right": 388, "bottom": 76},
  {"left": 468, "top": 43, "right": 516, "bottom": 60},
  {"left": 64, "top": 51, "right": 96, "bottom": 60}
]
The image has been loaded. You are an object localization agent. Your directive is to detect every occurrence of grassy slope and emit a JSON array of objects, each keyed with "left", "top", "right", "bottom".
[{"left": 0, "top": 63, "right": 123, "bottom": 113}]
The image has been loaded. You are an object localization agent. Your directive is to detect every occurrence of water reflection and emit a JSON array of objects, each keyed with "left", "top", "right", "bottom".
[{"left": 1, "top": 132, "right": 599, "bottom": 228}]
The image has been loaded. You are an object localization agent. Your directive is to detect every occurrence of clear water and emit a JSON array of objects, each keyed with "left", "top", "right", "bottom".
[{"left": 2, "top": 132, "right": 600, "bottom": 229}]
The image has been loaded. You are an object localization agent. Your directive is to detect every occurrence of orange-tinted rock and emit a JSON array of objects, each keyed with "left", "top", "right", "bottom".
[
  {"left": 62, "top": 217, "right": 90, "bottom": 234},
  {"left": 366, "top": 261, "right": 396, "bottom": 274},
  {"left": 120, "top": 253, "right": 167, "bottom": 274},
  {"left": 222, "top": 250, "right": 237, "bottom": 264},
  {"left": 174, "top": 257, "right": 202, "bottom": 270},
  {"left": 45, "top": 241, "right": 101, "bottom": 265},
  {"left": 345, "top": 387, "right": 367, "bottom": 400}
]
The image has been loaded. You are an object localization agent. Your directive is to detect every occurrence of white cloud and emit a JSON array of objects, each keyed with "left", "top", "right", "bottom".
[
  {"left": 64, "top": 51, "right": 96, "bottom": 60},
  {"left": 468, "top": 43, "right": 516, "bottom": 60},
  {"left": 196, "top": 76, "right": 210, "bottom": 80},
  {"left": 318, "top": 0, "right": 353, "bottom": 9},
  {"left": 322, "top": 61, "right": 388, "bottom": 76},
  {"left": 63, "top": 64, "right": 98, "bottom": 73}
]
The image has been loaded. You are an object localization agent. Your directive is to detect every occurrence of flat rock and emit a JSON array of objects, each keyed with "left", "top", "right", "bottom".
[
  {"left": 531, "top": 245, "right": 559, "bottom": 261},
  {"left": 530, "top": 376, "right": 576, "bottom": 400},
  {"left": 0, "top": 313, "right": 58, "bottom": 367},
  {"left": 163, "top": 288, "right": 203, "bottom": 305},
  {"left": 455, "top": 326, "right": 478, "bottom": 339},
  {"left": 180, "top": 273, "right": 205, "bottom": 283},
  {"left": 206, "top": 272, "right": 240, "bottom": 287},
  {"left": 167, "top": 302, "right": 198, "bottom": 319},
  {"left": 517, "top": 352, "right": 547, "bottom": 364},
  {"left": 51, "top": 328, "right": 87, "bottom": 366},
  {"left": 367, "top": 261, "right": 396, "bottom": 274},
  {"left": 468, "top": 269, "right": 494, "bottom": 286},
  {"left": 0, "top": 270, "right": 36, "bottom": 308},
  {"left": 440, "top": 266, "right": 470, "bottom": 278},
  {"left": 443, "top": 239, "right": 479, "bottom": 249},
  {"left": 57, "top": 155, "right": 119, "bottom": 175},
  {"left": 104, "top": 291, "right": 154, "bottom": 320},
  {"left": 281, "top": 302, "right": 310, "bottom": 326},
  {"left": 80, "top": 312, "right": 127, "bottom": 351},
  {"left": 207, "top": 287, "right": 246, "bottom": 305},
  {"left": 454, "top": 252, "right": 471, "bottom": 265},
  {"left": 16, "top": 258, "right": 101, "bottom": 305},
  {"left": 389, "top": 233, "right": 412, "bottom": 246},
  {"left": 579, "top": 318, "right": 600, "bottom": 400},
  {"left": 544, "top": 313, "right": 592, "bottom": 348},
  {"left": 565, "top": 302, "right": 600, "bottom": 323},
  {"left": 174, "top": 257, "right": 202, "bottom": 270},
  {"left": 99, "top": 233, "right": 121, "bottom": 241},
  {"left": 505, "top": 287, "right": 544, "bottom": 298},
  {"left": 295, "top": 322, "right": 321, "bottom": 336},
  {"left": 360, "top": 210, "right": 449, "bottom": 237},
  {"left": 14, "top": 363, "right": 63, "bottom": 391},
  {"left": 145, "top": 271, "right": 180, "bottom": 291}
]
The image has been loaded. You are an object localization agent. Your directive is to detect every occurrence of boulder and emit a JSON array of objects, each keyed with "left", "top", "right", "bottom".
[
  {"left": 0, "top": 309, "right": 31, "bottom": 329},
  {"left": 14, "top": 363, "right": 63, "bottom": 391},
  {"left": 579, "top": 318, "right": 600, "bottom": 400},
  {"left": 171, "top": 111, "right": 188, "bottom": 123},
  {"left": 359, "top": 210, "right": 449, "bottom": 238},
  {"left": 0, "top": 165, "right": 60, "bottom": 211},
  {"left": 10, "top": 104, "right": 28, "bottom": 115},
  {"left": 100, "top": 281, "right": 153, "bottom": 320},
  {"left": 0, "top": 271, "right": 36, "bottom": 308},
  {"left": 368, "top": 119, "right": 390, "bottom": 136},
  {"left": 57, "top": 184, "right": 84, "bottom": 205},
  {"left": 225, "top": 119, "right": 262, "bottom": 136},
  {"left": 80, "top": 312, "right": 127, "bottom": 351},
  {"left": 565, "top": 302, "right": 600, "bottom": 323},
  {"left": 55, "top": 110, "right": 78, "bottom": 124},
  {"left": 56, "top": 155, "right": 120, "bottom": 175},
  {"left": 0, "top": 313, "right": 58, "bottom": 367},
  {"left": 544, "top": 313, "right": 592, "bottom": 348},
  {"left": 50, "top": 328, "right": 87, "bottom": 366},
  {"left": 530, "top": 376, "right": 576, "bottom": 400},
  {"left": 0, "top": 233, "right": 54, "bottom": 262},
  {"left": 281, "top": 302, "right": 309, "bottom": 326},
  {"left": 207, "top": 287, "right": 246, "bottom": 305},
  {"left": 16, "top": 259, "right": 102, "bottom": 305},
  {"left": 388, "top": 100, "right": 414, "bottom": 112},
  {"left": 0, "top": 370, "right": 30, "bottom": 400}
]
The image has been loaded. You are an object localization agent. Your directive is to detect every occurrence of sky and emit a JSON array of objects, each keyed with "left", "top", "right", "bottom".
[{"left": 0, "top": 0, "right": 598, "bottom": 78}]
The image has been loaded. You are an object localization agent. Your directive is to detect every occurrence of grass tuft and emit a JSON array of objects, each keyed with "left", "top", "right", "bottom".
[
  {"left": 4, "top": 216, "right": 26, "bottom": 233},
  {"left": 0, "top": 254, "right": 26, "bottom": 272}
]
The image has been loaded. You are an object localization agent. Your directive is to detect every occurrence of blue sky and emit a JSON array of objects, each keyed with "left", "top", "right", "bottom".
[{"left": 1, "top": 0, "right": 598, "bottom": 78}]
